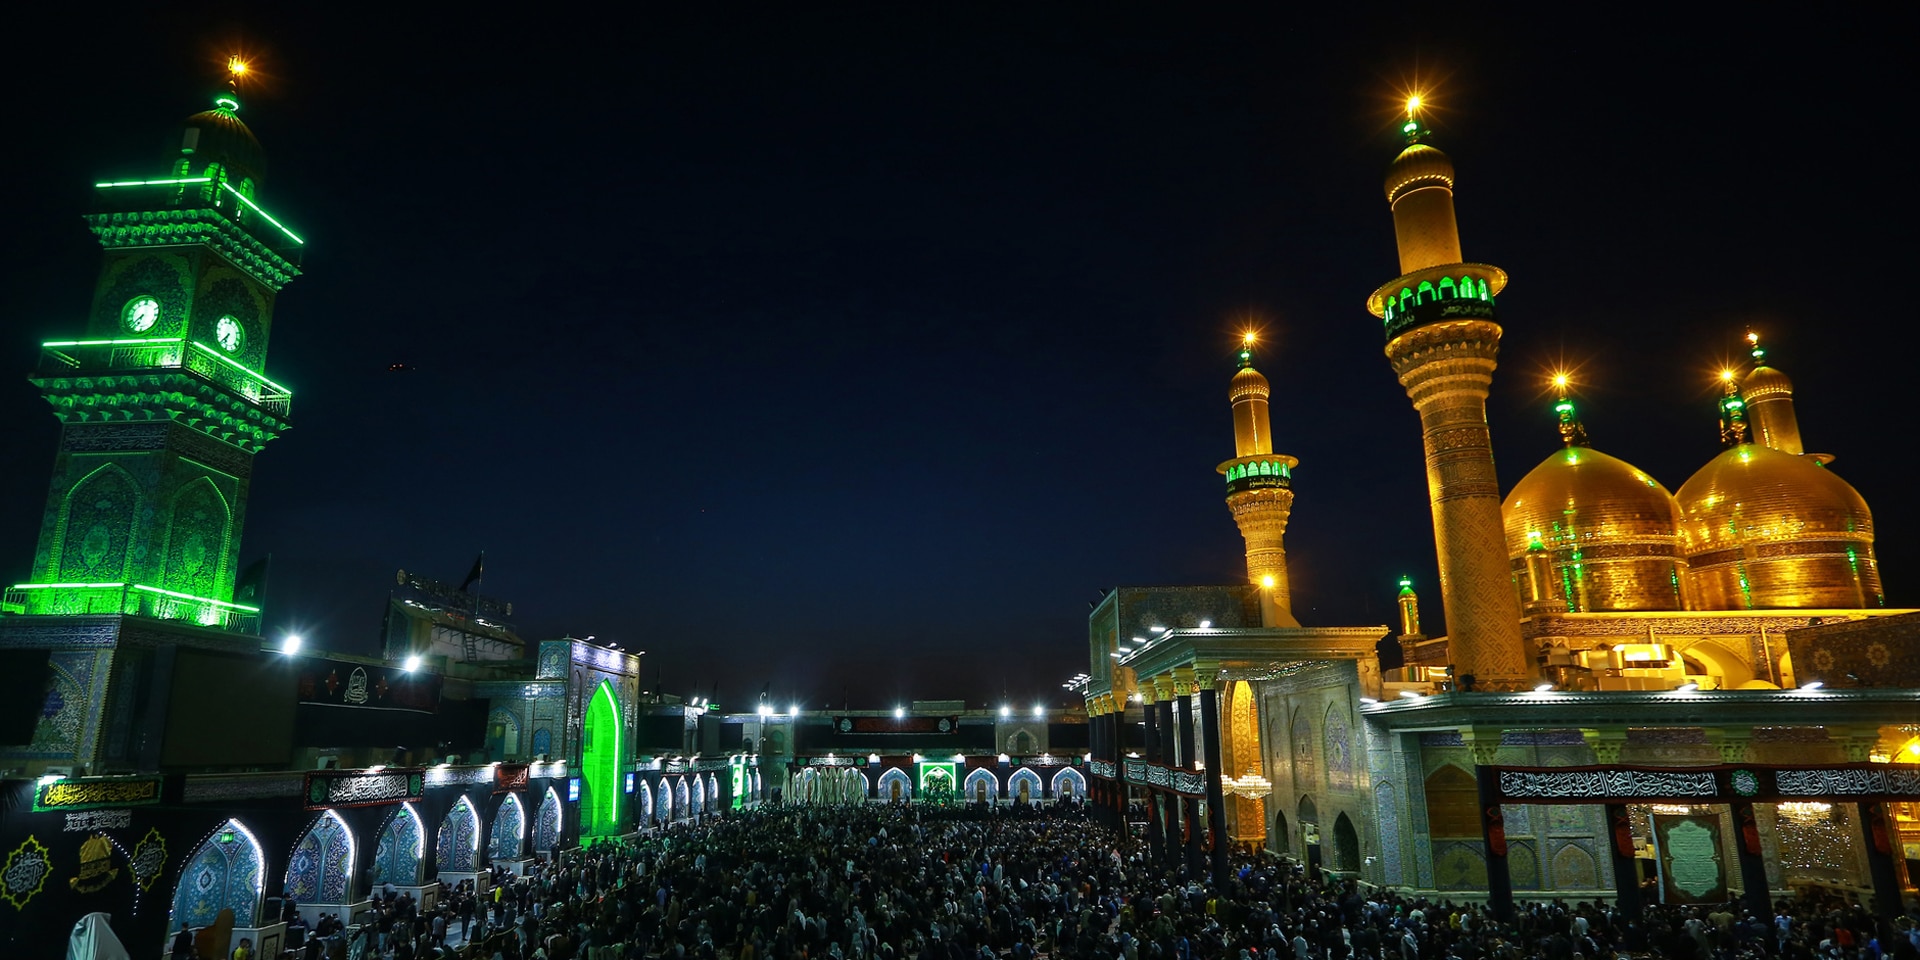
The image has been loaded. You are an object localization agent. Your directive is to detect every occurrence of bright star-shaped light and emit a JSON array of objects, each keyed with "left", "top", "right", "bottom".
[
  {"left": 228, "top": 56, "right": 249, "bottom": 76},
  {"left": 1406, "top": 94, "right": 1422, "bottom": 117}
]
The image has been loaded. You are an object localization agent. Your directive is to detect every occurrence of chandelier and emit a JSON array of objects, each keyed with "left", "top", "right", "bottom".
[
  {"left": 1220, "top": 767, "right": 1272, "bottom": 797},
  {"left": 1777, "top": 801, "right": 1832, "bottom": 825}
]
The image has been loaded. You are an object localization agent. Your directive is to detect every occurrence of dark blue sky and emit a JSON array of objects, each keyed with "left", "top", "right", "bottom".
[{"left": 1, "top": 6, "right": 1905, "bottom": 709}]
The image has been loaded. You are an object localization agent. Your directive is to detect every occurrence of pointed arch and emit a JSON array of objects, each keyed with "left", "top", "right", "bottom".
[
  {"left": 171, "top": 818, "right": 265, "bottom": 929},
  {"left": 1332, "top": 812, "right": 1361, "bottom": 872},
  {"left": 285, "top": 809, "right": 356, "bottom": 905},
  {"left": 658, "top": 779, "right": 675, "bottom": 821},
  {"left": 373, "top": 802, "right": 424, "bottom": 886},
  {"left": 490, "top": 793, "right": 526, "bottom": 860},
  {"left": 964, "top": 767, "right": 999, "bottom": 804},
  {"left": 436, "top": 796, "right": 479, "bottom": 873},
  {"left": 1323, "top": 702, "right": 1355, "bottom": 790},
  {"left": 54, "top": 462, "right": 140, "bottom": 583},
  {"left": 161, "top": 475, "right": 232, "bottom": 600},
  {"left": 487, "top": 708, "right": 522, "bottom": 761},
  {"left": 688, "top": 775, "right": 704, "bottom": 816},
  {"left": 1289, "top": 706, "right": 1316, "bottom": 787},
  {"left": 1051, "top": 767, "right": 1086, "bottom": 801},
  {"left": 877, "top": 767, "right": 913, "bottom": 802},
  {"left": 580, "top": 679, "right": 623, "bottom": 837},
  {"left": 637, "top": 780, "right": 653, "bottom": 824},
  {"left": 707, "top": 773, "right": 718, "bottom": 808},
  {"left": 1008, "top": 766, "right": 1043, "bottom": 804},
  {"left": 842, "top": 767, "right": 868, "bottom": 804},
  {"left": 675, "top": 777, "right": 690, "bottom": 818},
  {"left": 533, "top": 788, "right": 562, "bottom": 853}
]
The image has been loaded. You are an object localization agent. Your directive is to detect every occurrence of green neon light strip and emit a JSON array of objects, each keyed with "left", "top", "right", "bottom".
[
  {"left": 130, "top": 584, "right": 259, "bottom": 613},
  {"left": 219, "top": 182, "right": 304, "bottom": 245},
  {"left": 184, "top": 341, "right": 293, "bottom": 395},
  {"left": 94, "top": 177, "right": 213, "bottom": 188},
  {"left": 11, "top": 581, "right": 258, "bottom": 613},
  {"left": 43, "top": 337, "right": 185, "bottom": 348},
  {"left": 41, "top": 337, "right": 290, "bottom": 398}
]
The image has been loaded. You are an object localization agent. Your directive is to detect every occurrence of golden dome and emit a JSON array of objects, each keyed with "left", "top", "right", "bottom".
[
  {"left": 1229, "top": 365, "right": 1270, "bottom": 402},
  {"left": 1742, "top": 364, "right": 1793, "bottom": 402},
  {"left": 1675, "top": 444, "right": 1881, "bottom": 609},
  {"left": 1503, "top": 446, "right": 1685, "bottom": 611},
  {"left": 1385, "top": 143, "right": 1456, "bottom": 203}
]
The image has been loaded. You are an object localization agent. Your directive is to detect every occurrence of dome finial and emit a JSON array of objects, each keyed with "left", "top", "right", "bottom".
[
  {"left": 1552, "top": 373, "right": 1588, "bottom": 448},
  {"left": 1402, "top": 93, "right": 1430, "bottom": 146},
  {"left": 1238, "top": 329, "right": 1258, "bottom": 369},
  {"left": 1718, "top": 369, "right": 1749, "bottom": 447},
  {"left": 1747, "top": 329, "right": 1766, "bottom": 364}
]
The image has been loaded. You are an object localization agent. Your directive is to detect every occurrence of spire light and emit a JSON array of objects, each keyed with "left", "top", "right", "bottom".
[{"left": 228, "top": 57, "right": 249, "bottom": 77}]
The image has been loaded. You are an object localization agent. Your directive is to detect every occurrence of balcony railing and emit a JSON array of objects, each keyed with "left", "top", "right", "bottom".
[
  {"left": 3, "top": 582, "right": 260, "bottom": 634},
  {"left": 39, "top": 338, "right": 291, "bottom": 417}
]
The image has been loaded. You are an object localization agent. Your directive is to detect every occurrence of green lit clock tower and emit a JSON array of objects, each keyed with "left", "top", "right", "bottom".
[{"left": 0, "top": 70, "right": 305, "bottom": 774}]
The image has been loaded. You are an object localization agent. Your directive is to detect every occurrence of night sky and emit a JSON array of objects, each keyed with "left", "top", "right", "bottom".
[{"left": 1, "top": 8, "right": 1905, "bottom": 710}]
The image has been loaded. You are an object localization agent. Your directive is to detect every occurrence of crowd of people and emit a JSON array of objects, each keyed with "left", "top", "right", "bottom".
[{"left": 307, "top": 803, "right": 1917, "bottom": 960}]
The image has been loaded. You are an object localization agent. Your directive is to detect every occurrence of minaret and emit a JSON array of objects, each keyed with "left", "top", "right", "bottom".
[
  {"left": 1741, "top": 331, "right": 1806, "bottom": 456},
  {"left": 1396, "top": 576, "right": 1422, "bottom": 638},
  {"left": 11, "top": 60, "right": 301, "bottom": 624},
  {"left": 1217, "top": 333, "right": 1300, "bottom": 627},
  {"left": 1365, "top": 97, "right": 1531, "bottom": 689}
]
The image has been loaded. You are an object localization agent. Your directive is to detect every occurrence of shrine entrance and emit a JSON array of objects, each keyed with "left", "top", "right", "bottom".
[
  {"left": 1480, "top": 763, "right": 1915, "bottom": 922},
  {"left": 581, "top": 680, "right": 622, "bottom": 838}
]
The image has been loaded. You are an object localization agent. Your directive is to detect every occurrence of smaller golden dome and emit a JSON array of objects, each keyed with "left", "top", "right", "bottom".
[
  {"left": 1229, "top": 365, "right": 1270, "bottom": 402},
  {"left": 1385, "top": 143, "right": 1456, "bottom": 203},
  {"left": 1675, "top": 444, "right": 1880, "bottom": 609},
  {"left": 1742, "top": 365, "right": 1793, "bottom": 403},
  {"left": 1503, "top": 446, "right": 1685, "bottom": 611}
]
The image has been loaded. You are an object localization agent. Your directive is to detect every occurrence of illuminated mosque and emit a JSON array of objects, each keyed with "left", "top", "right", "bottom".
[{"left": 1080, "top": 96, "right": 1920, "bottom": 918}]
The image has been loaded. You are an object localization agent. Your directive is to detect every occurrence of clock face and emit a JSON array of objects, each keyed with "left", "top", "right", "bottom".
[
  {"left": 215, "top": 316, "right": 243, "bottom": 352},
  {"left": 124, "top": 296, "right": 159, "bottom": 333}
]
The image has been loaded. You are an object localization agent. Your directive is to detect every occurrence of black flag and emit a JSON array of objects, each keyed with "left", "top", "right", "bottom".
[
  {"left": 234, "top": 555, "right": 271, "bottom": 610},
  {"left": 460, "top": 551, "right": 484, "bottom": 592}
]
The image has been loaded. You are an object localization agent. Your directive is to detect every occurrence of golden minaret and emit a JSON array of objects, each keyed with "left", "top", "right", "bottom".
[
  {"left": 1741, "top": 331, "right": 1805, "bottom": 456},
  {"left": 1365, "top": 97, "right": 1531, "bottom": 689},
  {"left": 1218, "top": 333, "right": 1301, "bottom": 626}
]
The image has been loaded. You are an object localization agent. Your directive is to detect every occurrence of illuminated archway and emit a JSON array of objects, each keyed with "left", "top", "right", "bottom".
[
  {"left": 877, "top": 767, "right": 912, "bottom": 802},
  {"left": 437, "top": 796, "right": 479, "bottom": 873},
  {"left": 1009, "top": 767, "right": 1042, "bottom": 804},
  {"left": 490, "top": 794, "right": 525, "bottom": 860},
  {"left": 171, "top": 819, "right": 265, "bottom": 929},
  {"left": 637, "top": 780, "right": 653, "bottom": 824},
  {"left": 580, "top": 680, "right": 623, "bottom": 837},
  {"left": 533, "top": 788, "right": 562, "bottom": 853},
  {"left": 964, "top": 767, "right": 999, "bottom": 803},
  {"left": 675, "top": 777, "right": 690, "bottom": 818},
  {"left": 373, "top": 803, "right": 424, "bottom": 885},
  {"left": 1051, "top": 767, "right": 1086, "bottom": 802},
  {"left": 285, "top": 809, "right": 355, "bottom": 905}
]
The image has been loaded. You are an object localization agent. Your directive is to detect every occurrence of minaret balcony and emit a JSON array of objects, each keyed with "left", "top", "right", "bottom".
[
  {"left": 38, "top": 338, "right": 291, "bottom": 418},
  {"left": 3, "top": 582, "right": 260, "bottom": 634},
  {"left": 1218, "top": 454, "right": 1297, "bottom": 496}
]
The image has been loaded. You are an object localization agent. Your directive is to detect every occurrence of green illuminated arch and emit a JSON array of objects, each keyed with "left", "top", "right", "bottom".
[{"left": 581, "top": 680, "right": 622, "bottom": 838}]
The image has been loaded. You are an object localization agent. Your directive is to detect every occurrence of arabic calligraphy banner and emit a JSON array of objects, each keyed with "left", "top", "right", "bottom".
[
  {"left": 304, "top": 769, "right": 426, "bottom": 809},
  {"left": 1491, "top": 764, "right": 1920, "bottom": 804},
  {"left": 1655, "top": 813, "right": 1727, "bottom": 905},
  {"left": 296, "top": 658, "right": 442, "bottom": 713},
  {"left": 34, "top": 776, "right": 164, "bottom": 812}
]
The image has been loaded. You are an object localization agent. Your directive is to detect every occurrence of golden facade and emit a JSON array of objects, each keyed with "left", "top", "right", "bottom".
[{"left": 1220, "top": 343, "right": 1301, "bottom": 624}]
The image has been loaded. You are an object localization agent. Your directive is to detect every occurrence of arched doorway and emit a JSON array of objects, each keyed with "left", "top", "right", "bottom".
[
  {"left": 486, "top": 709, "right": 521, "bottom": 761},
  {"left": 1272, "top": 809, "right": 1290, "bottom": 855},
  {"left": 1333, "top": 812, "right": 1360, "bottom": 873},
  {"left": 373, "top": 804, "right": 423, "bottom": 886},
  {"left": 172, "top": 819, "right": 265, "bottom": 930},
  {"left": 1298, "top": 795, "right": 1321, "bottom": 875},
  {"left": 1009, "top": 767, "right": 1042, "bottom": 805},
  {"left": 1052, "top": 767, "right": 1086, "bottom": 803},
  {"left": 490, "top": 794, "right": 525, "bottom": 860},
  {"left": 286, "top": 810, "right": 355, "bottom": 906},
  {"left": 581, "top": 680, "right": 623, "bottom": 837},
  {"left": 533, "top": 788, "right": 562, "bottom": 853},
  {"left": 437, "top": 797, "right": 479, "bottom": 873}
]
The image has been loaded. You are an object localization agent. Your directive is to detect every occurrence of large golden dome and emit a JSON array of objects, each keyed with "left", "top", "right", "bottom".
[
  {"left": 1675, "top": 443, "right": 1881, "bottom": 609},
  {"left": 1503, "top": 446, "right": 1685, "bottom": 611}
]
